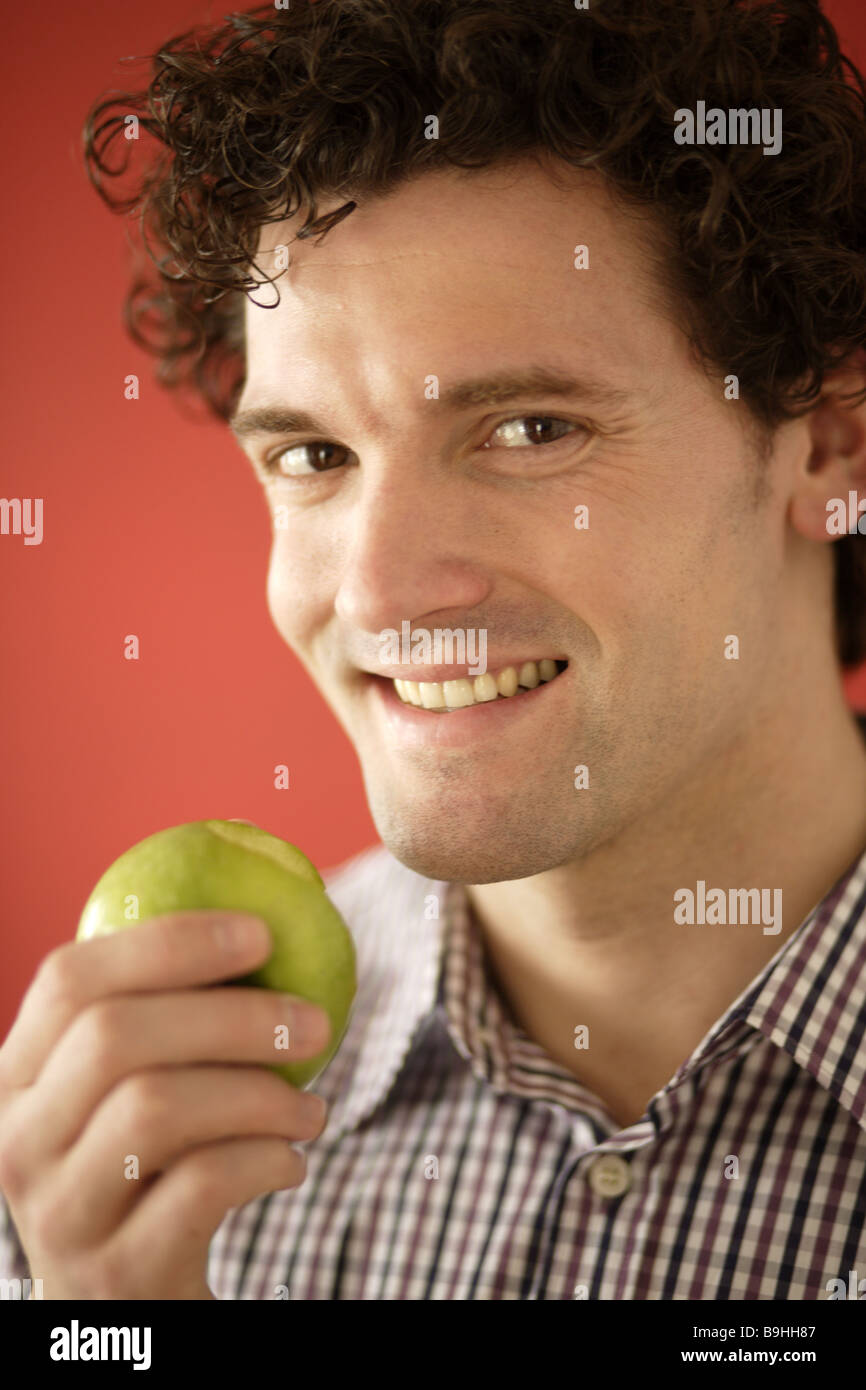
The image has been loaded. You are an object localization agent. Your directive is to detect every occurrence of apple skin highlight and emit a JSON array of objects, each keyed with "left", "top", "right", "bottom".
[{"left": 76, "top": 820, "right": 357, "bottom": 1088}]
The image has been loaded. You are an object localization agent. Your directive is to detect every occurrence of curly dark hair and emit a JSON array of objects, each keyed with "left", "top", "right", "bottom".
[{"left": 82, "top": 0, "right": 866, "bottom": 665}]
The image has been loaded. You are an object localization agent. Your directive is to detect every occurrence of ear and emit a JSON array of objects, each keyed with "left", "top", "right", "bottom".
[{"left": 789, "top": 357, "right": 866, "bottom": 541}]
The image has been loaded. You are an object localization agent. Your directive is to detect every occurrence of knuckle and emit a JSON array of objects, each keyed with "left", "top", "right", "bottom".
[
  {"left": 35, "top": 944, "right": 84, "bottom": 1015},
  {"left": 175, "top": 1152, "right": 229, "bottom": 1211},
  {"left": 78, "top": 999, "right": 126, "bottom": 1071},
  {"left": 117, "top": 1073, "right": 169, "bottom": 1134}
]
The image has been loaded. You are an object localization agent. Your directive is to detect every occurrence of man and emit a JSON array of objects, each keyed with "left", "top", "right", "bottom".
[{"left": 2, "top": 0, "right": 866, "bottom": 1299}]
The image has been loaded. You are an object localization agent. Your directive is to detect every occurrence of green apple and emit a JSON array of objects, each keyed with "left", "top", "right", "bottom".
[{"left": 76, "top": 820, "right": 356, "bottom": 1088}]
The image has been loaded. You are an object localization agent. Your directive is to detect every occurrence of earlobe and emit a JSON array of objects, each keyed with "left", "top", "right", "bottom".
[{"left": 788, "top": 487, "right": 847, "bottom": 542}]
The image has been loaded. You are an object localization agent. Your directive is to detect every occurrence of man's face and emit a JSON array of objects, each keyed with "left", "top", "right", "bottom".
[{"left": 233, "top": 157, "right": 795, "bottom": 883}]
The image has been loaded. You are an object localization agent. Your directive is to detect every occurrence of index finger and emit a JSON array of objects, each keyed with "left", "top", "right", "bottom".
[{"left": 0, "top": 912, "right": 274, "bottom": 1090}]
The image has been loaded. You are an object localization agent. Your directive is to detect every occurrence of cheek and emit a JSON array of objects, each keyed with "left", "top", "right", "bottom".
[
  {"left": 561, "top": 519, "right": 741, "bottom": 698},
  {"left": 265, "top": 533, "right": 327, "bottom": 650}
]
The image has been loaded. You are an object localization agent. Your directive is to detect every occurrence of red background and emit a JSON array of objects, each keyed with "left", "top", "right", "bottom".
[{"left": 2, "top": 0, "right": 865, "bottom": 1038}]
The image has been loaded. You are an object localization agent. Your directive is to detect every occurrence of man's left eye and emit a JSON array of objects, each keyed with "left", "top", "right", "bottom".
[{"left": 483, "top": 416, "right": 584, "bottom": 448}]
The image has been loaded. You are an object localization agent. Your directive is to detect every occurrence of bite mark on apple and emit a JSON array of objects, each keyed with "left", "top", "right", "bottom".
[{"left": 205, "top": 820, "right": 323, "bottom": 887}]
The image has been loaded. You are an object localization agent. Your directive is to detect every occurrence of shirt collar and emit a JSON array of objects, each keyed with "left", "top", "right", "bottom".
[
  {"left": 313, "top": 847, "right": 448, "bottom": 1143},
  {"left": 316, "top": 832, "right": 866, "bottom": 1142},
  {"left": 691, "top": 844, "right": 866, "bottom": 1130}
]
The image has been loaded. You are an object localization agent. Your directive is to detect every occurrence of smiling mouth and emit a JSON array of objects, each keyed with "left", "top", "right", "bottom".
[{"left": 392, "top": 659, "right": 568, "bottom": 711}]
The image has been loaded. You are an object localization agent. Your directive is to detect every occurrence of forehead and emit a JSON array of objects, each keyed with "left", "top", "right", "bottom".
[{"left": 241, "top": 157, "right": 678, "bottom": 397}]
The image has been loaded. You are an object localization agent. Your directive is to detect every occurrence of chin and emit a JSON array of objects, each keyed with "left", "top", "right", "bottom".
[{"left": 367, "top": 791, "right": 584, "bottom": 885}]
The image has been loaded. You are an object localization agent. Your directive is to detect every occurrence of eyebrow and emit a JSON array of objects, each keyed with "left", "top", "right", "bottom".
[{"left": 228, "top": 367, "right": 634, "bottom": 440}]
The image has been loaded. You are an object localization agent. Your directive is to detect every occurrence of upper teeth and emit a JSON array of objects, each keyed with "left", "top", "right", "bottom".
[{"left": 393, "top": 658, "right": 564, "bottom": 710}]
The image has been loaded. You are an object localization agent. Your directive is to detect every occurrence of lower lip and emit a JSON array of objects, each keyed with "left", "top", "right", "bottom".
[{"left": 365, "top": 670, "right": 570, "bottom": 748}]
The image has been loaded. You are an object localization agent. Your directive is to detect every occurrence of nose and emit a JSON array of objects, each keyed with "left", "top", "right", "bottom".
[{"left": 333, "top": 466, "right": 490, "bottom": 640}]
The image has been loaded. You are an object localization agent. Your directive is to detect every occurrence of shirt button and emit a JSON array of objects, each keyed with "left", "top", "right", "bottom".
[{"left": 586, "top": 1154, "right": 631, "bottom": 1198}]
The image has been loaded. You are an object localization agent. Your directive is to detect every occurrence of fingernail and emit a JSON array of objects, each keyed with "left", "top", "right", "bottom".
[
  {"left": 215, "top": 915, "right": 270, "bottom": 952},
  {"left": 281, "top": 996, "right": 330, "bottom": 1046},
  {"left": 301, "top": 1092, "right": 328, "bottom": 1127}
]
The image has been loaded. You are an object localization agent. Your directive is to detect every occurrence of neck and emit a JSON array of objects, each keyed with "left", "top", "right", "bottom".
[{"left": 466, "top": 673, "right": 866, "bottom": 1128}]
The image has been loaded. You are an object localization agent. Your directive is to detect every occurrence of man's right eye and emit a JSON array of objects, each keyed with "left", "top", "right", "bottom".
[{"left": 262, "top": 441, "right": 350, "bottom": 476}]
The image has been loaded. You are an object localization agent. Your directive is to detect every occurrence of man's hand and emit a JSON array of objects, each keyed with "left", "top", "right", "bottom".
[{"left": 0, "top": 912, "right": 331, "bottom": 1299}]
